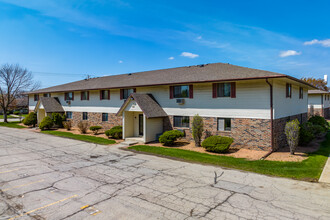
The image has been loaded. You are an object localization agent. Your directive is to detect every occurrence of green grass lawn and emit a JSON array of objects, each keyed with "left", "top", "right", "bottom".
[
  {"left": 41, "top": 130, "right": 116, "bottom": 145},
  {"left": 0, "top": 122, "right": 26, "bottom": 128},
  {"left": 129, "top": 133, "right": 330, "bottom": 181},
  {"left": 0, "top": 114, "right": 27, "bottom": 119}
]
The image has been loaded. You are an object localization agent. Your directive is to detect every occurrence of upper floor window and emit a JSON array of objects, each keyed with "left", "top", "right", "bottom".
[
  {"left": 213, "top": 82, "right": 236, "bottom": 98},
  {"left": 299, "top": 87, "right": 303, "bottom": 99},
  {"left": 121, "top": 88, "right": 134, "bottom": 100},
  {"left": 43, "top": 93, "right": 51, "bottom": 97},
  {"left": 66, "top": 111, "right": 73, "bottom": 119},
  {"left": 82, "top": 112, "right": 88, "bottom": 120},
  {"left": 173, "top": 116, "right": 190, "bottom": 128},
  {"left": 286, "top": 83, "right": 292, "bottom": 98},
  {"left": 100, "top": 90, "right": 110, "bottom": 100},
  {"left": 34, "top": 94, "right": 39, "bottom": 101},
  {"left": 173, "top": 85, "right": 189, "bottom": 98},
  {"left": 102, "top": 113, "right": 108, "bottom": 121},
  {"left": 81, "top": 91, "right": 89, "bottom": 100},
  {"left": 65, "top": 92, "right": 74, "bottom": 101},
  {"left": 217, "top": 118, "right": 231, "bottom": 131}
]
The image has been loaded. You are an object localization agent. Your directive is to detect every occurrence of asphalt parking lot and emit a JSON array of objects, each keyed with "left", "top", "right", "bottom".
[{"left": 0, "top": 126, "right": 330, "bottom": 220}]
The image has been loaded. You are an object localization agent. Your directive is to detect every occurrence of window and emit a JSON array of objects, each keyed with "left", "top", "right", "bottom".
[
  {"left": 286, "top": 83, "right": 292, "bottom": 98},
  {"left": 102, "top": 113, "right": 108, "bottom": 121},
  {"left": 65, "top": 92, "right": 74, "bottom": 101},
  {"left": 299, "top": 87, "right": 303, "bottom": 99},
  {"left": 100, "top": 90, "right": 110, "bottom": 100},
  {"left": 82, "top": 112, "right": 88, "bottom": 120},
  {"left": 173, "top": 116, "right": 190, "bottom": 128},
  {"left": 173, "top": 85, "right": 189, "bottom": 98},
  {"left": 34, "top": 94, "right": 39, "bottom": 101},
  {"left": 66, "top": 111, "right": 73, "bottom": 119},
  {"left": 217, "top": 83, "right": 231, "bottom": 97},
  {"left": 81, "top": 91, "right": 89, "bottom": 100},
  {"left": 122, "top": 89, "right": 134, "bottom": 100},
  {"left": 217, "top": 118, "right": 231, "bottom": 131},
  {"left": 213, "top": 82, "right": 236, "bottom": 98},
  {"left": 43, "top": 93, "right": 51, "bottom": 97}
]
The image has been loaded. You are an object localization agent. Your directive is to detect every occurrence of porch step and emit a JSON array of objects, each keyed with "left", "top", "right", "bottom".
[{"left": 121, "top": 140, "right": 139, "bottom": 146}]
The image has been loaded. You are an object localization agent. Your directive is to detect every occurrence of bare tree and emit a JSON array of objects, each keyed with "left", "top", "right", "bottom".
[{"left": 0, "top": 64, "right": 40, "bottom": 123}]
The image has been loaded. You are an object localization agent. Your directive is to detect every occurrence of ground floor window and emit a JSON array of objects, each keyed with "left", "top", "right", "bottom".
[
  {"left": 173, "top": 116, "right": 190, "bottom": 128},
  {"left": 66, "top": 111, "right": 72, "bottom": 119},
  {"left": 217, "top": 118, "right": 231, "bottom": 131},
  {"left": 82, "top": 112, "right": 88, "bottom": 120},
  {"left": 102, "top": 113, "right": 108, "bottom": 121}
]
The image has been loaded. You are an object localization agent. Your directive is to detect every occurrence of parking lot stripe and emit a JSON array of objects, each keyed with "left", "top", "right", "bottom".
[
  {"left": 0, "top": 168, "right": 19, "bottom": 174},
  {"left": 8, "top": 194, "right": 78, "bottom": 220},
  {"left": 2, "top": 179, "right": 45, "bottom": 192}
]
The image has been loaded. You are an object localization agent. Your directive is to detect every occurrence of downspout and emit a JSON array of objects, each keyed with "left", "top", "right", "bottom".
[{"left": 262, "top": 79, "right": 274, "bottom": 160}]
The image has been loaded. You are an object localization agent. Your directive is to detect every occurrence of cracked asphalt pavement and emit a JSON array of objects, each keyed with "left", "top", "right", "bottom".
[{"left": 0, "top": 127, "right": 330, "bottom": 220}]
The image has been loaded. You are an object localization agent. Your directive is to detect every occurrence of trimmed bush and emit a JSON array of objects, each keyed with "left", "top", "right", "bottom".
[
  {"left": 192, "top": 115, "right": 204, "bottom": 147},
  {"left": 90, "top": 126, "right": 102, "bottom": 135},
  {"left": 105, "top": 126, "right": 123, "bottom": 139},
  {"left": 201, "top": 136, "right": 233, "bottom": 153},
  {"left": 285, "top": 119, "right": 300, "bottom": 155},
  {"left": 299, "top": 122, "right": 315, "bottom": 146},
  {"left": 308, "top": 115, "right": 329, "bottom": 130},
  {"left": 62, "top": 120, "right": 72, "bottom": 131},
  {"left": 23, "top": 112, "right": 37, "bottom": 127},
  {"left": 52, "top": 113, "right": 65, "bottom": 128},
  {"left": 39, "top": 116, "right": 54, "bottom": 130},
  {"left": 159, "top": 130, "right": 184, "bottom": 146},
  {"left": 78, "top": 121, "right": 89, "bottom": 134},
  {"left": 313, "top": 124, "right": 327, "bottom": 136}
]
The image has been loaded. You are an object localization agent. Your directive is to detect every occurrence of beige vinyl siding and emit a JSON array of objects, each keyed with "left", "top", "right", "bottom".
[{"left": 273, "top": 80, "right": 308, "bottom": 119}]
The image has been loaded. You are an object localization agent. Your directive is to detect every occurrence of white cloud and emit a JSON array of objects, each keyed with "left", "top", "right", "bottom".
[
  {"left": 304, "top": 39, "right": 330, "bottom": 47},
  {"left": 196, "top": 36, "right": 202, "bottom": 40},
  {"left": 168, "top": 57, "right": 174, "bottom": 60},
  {"left": 118, "top": 60, "right": 123, "bottom": 63},
  {"left": 279, "top": 50, "right": 302, "bottom": 58},
  {"left": 180, "top": 52, "right": 199, "bottom": 58}
]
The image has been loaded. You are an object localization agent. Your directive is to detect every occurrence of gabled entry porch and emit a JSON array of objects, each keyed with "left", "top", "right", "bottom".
[
  {"left": 117, "top": 93, "right": 167, "bottom": 143},
  {"left": 34, "top": 97, "right": 65, "bottom": 124}
]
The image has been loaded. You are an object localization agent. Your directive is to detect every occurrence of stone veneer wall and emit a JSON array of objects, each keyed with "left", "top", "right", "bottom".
[
  {"left": 70, "top": 112, "right": 122, "bottom": 130},
  {"left": 273, "top": 113, "right": 308, "bottom": 150},
  {"left": 164, "top": 116, "right": 272, "bottom": 151},
  {"left": 308, "top": 107, "right": 330, "bottom": 119},
  {"left": 165, "top": 113, "right": 308, "bottom": 151}
]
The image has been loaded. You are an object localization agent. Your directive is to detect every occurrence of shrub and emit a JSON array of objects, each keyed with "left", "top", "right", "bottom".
[
  {"left": 23, "top": 112, "right": 37, "bottom": 127},
  {"left": 90, "top": 126, "right": 102, "bottom": 135},
  {"left": 52, "top": 113, "right": 66, "bottom": 128},
  {"left": 308, "top": 115, "right": 329, "bottom": 130},
  {"left": 192, "top": 115, "right": 204, "bottom": 147},
  {"left": 313, "top": 124, "right": 327, "bottom": 136},
  {"left": 201, "top": 136, "right": 233, "bottom": 153},
  {"left": 299, "top": 123, "right": 314, "bottom": 146},
  {"left": 285, "top": 119, "right": 300, "bottom": 155},
  {"left": 39, "top": 116, "right": 54, "bottom": 130},
  {"left": 13, "top": 110, "right": 20, "bottom": 115},
  {"left": 105, "top": 126, "right": 123, "bottom": 139},
  {"left": 159, "top": 130, "right": 184, "bottom": 146},
  {"left": 62, "top": 120, "right": 72, "bottom": 131},
  {"left": 78, "top": 121, "right": 89, "bottom": 134}
]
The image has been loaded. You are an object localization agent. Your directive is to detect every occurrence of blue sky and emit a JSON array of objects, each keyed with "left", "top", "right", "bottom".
[{"left": 0, "top": 0, "right": 329, "bottom": 88}]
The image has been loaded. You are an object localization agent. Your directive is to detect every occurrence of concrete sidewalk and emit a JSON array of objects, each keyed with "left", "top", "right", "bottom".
[{"left": 319, "top": 154, "right": 330, "bottom": 183}]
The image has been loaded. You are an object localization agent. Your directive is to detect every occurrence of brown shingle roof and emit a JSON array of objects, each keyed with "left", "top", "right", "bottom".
[
  {"left": 27, "top": 62, "right": 296, "bottom": 94},
  {"left": 117, "top": 93, "right": 167, "bottom": 118},
  {"left": 36, "top": 97, "right": 64, "bottom": 113}
]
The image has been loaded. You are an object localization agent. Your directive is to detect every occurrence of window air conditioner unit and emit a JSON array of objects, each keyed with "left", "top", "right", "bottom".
[{"left": 176, "top": 99, "right": 185, "bottom": 105}]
